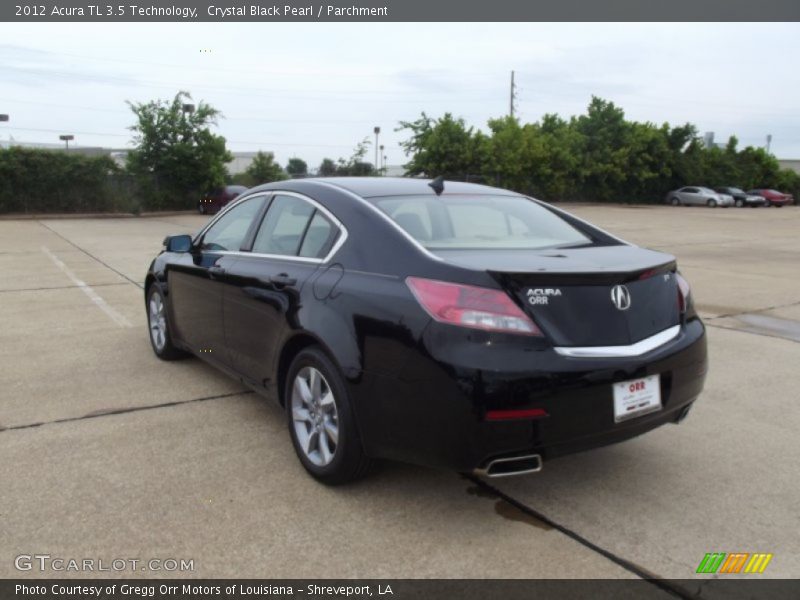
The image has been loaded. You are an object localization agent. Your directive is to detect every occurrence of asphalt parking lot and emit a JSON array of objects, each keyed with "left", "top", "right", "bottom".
[{"left": 1, "top": 204, "right": 798, "bottom": 588}]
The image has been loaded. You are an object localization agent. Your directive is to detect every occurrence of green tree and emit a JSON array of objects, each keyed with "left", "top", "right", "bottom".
[
  {"left": 244, "top": 151, "right": 287, "bottom": 185},
  {"left": 397, "top": 112, "right": 486, "bottom": 179},
  {"left": 126, "top": 91, "right": 232, "bottom": 209},
  {"left": 286, "top": 157, "right": 308, "bottom": 178},
  {"left": 318, "top": 158, "right": 338, "bottom": 176},
  {"left": 335, "top": 138, "right": 376, "bottom": 176}
]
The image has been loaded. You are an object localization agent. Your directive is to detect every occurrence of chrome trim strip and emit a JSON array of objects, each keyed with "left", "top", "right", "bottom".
[
  {"left": 553, "top": 325, "right": 681, "bottom": 358},
  {"left": 192, "top": 189, "right": 348, "bottom": 264}
]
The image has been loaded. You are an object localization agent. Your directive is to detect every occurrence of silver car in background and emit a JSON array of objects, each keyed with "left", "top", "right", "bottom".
[{"left": 666, "top": 186, "right": 735, "bottom": 207}]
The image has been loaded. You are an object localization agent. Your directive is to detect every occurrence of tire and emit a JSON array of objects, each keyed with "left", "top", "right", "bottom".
[
  {"left": 146, "top": 284, "right": 188, "bottom": 360},
  {"left": 670, "top": 197, "right": 680, "bottom": 206},
  {"left": 735, "top": 199, "right": 744, "bottom": 208},
  {"left": 707, "top": 198, "right": 717, "bottom": 208},
  {"left": 285, "top": 347, "right": 373, "bottom": 484},
  {"left": 775, "top": 203, "right": 784, "bottom": 208}
]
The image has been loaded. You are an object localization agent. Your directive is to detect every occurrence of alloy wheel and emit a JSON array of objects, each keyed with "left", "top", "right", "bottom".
[
  {"left": 291, "top": 366, "right": 339, "bottom": 467},
  {"left": 148, "top": 293, "right": 167, "bottom": 351}
]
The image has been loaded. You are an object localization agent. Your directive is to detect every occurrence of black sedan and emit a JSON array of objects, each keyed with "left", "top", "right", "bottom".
[
  {"left": 145, "top": 178, "right": 707, "bottom": 484},
  {"left": 714, "top": 187, "right": 766, "bottom": 208}
]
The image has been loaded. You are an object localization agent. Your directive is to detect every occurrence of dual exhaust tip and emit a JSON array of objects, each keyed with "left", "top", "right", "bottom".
[{"left": 474, "top": 454, "right": 543, "bottom": 478}]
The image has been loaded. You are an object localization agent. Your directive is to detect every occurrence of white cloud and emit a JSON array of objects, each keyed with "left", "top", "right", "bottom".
[{"left": 0, "top": 22, "right": 798, "bottom": 166}]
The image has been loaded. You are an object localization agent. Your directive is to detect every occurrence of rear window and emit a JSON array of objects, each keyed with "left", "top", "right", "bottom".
[{"left": 372, "top": 195, "right": 590, "bottom": 250}]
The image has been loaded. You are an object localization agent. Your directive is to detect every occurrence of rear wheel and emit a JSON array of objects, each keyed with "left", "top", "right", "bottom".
[
  {"left": 147, "top": 284, "right": 188, "bottom": 360},
  {"left": 735, "top": 199, "right": 744, "bottom": 208},
  {"left": 286, "top": 347, "right": 373, "bottom": 485},
  {"left": 670, "top": 197, "right": 680, "bottom": 206},
  {"left": 707, "top": 198, "right": 717, "bottom": 208}
]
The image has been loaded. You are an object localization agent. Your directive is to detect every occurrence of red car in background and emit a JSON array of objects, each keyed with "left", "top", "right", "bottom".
[
  {"left": 746, "top": 189, "right": 794, "bottom": 207},
  {"left": 198, "top": 185, "right": 248, "bottom": 214}
]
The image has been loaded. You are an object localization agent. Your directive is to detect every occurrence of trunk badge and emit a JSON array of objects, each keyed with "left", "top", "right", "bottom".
[{"left": 611, "top": 285, "right": 632, "bottom": 311}]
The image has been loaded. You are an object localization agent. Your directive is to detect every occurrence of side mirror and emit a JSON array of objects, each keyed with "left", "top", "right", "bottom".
[{"left": 164, "top": 234, "right": 193, "bottom": 253}]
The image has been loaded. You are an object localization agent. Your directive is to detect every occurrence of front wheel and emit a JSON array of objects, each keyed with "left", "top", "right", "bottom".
[
  {"left": 670, "top": 197, "right": 680, "bottom": 206},
  {"left": 286, "top": 347, "right": 373, "bottom": 484},
  {"left": 735, "top": 199, "right": 744, "bottom": 208},
  {"left": 707, "top": 198, "right": 717, "bottom": 208},
  {"left": 147, "top": 284, "right": 188, "bottom": 360}
]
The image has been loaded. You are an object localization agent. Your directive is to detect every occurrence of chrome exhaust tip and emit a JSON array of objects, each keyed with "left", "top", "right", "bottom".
[
  {"left": 474, "top": 454, "right": 543, "bottom": 478},
  {"left": 674, "top": 402, "right": 694, "bottom": 424}
]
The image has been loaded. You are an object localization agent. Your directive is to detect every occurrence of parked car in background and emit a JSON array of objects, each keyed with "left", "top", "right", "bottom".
[
  {"left": 199, "top": 185, "right": 248, "bottom": 214},
  {"left": 746, "top": 189, "right": 794, "bottom": 208},
  {"left": 665, "top": 186, "right": 734, "bottom": 207},
  {"left": 714, "top": 187, "right": 766, "bottom": 208}
]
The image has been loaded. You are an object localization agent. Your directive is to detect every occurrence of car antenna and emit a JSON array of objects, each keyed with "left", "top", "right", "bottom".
[{"left": 428, "top": 176, "right": 445, "bottom": 196}]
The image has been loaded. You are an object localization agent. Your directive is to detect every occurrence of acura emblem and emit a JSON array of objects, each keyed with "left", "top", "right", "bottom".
[{"left": 610, "top": 285, "right": 631, "bottom": 311}]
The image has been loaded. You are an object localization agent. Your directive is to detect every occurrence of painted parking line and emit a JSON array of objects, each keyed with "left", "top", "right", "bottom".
[{"left": 41, "top": 246, "right": 133, "bottom": 328}]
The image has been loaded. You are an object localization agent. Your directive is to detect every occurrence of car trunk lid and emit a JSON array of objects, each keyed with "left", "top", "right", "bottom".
[{"left": 435, "top": 245, "right": 680, "bottom": 347}]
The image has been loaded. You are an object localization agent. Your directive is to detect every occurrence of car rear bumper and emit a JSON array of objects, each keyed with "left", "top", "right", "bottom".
[{"left": 352, "top": 319, "right": 707, "bottom": 473}]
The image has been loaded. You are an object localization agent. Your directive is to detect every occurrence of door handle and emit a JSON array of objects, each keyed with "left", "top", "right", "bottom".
[
  {"left": 270, "top": 273, "right": 297, "bottom": 287},
  {"left": 208, "top": 266, "right": 226, "bottom": 279}
]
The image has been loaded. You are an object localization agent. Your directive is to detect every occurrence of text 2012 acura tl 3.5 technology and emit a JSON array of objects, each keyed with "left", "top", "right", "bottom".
[{"left": 145, "top": 178, "right": 708, "bottom": 484}]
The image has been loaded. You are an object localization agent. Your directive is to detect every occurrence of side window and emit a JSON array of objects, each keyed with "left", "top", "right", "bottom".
[
  {"left": 252, "top": 195, "right": 315, "bottom": 256},
  {"left": 201, "top": 196, "right": 264, "bottom": 251},
  {"left": 299, "top": 212, "right": 337, "bottom": 258}
]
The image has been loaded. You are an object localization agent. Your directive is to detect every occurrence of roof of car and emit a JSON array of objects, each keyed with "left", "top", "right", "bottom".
[{"left": 261, "top": 177, "right": 523, "bottom": 199}]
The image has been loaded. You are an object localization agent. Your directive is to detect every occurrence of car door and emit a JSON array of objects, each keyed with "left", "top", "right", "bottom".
[
  {"left": 223, "top": 192, "right": 342, "bottom": 388},
  {"left": 167, "top": 194, "right": 267, "bottom": 361},
  {"left": 683, "top": 187, "right": 701, "bottom": 205}
]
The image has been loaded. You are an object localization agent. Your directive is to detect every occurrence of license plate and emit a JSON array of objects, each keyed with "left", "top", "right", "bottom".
[{"left": 613, "top": 375, "right": 661, "bottom": 422}]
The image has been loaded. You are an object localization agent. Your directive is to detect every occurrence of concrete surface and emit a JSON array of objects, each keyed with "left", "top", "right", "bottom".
[{"left": 0, "top": 205, "right": 798, "bottom": 586}]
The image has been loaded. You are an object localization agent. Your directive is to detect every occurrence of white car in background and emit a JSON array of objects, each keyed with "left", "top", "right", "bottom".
[{"left": 666, "top": 186, "right": 735, "bottom": 207}]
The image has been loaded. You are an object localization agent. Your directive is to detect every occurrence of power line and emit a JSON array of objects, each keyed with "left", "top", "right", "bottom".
[{"left": 2, "top": 126, "right": 359, "bottom": 149}]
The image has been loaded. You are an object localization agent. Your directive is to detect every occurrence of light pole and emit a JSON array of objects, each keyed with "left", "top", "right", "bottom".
[
  {"left": 0, "top": 114, "right": 8, "bottom": 148},
  {"left": 373, "top": 126, "right": 380, "bottom": 173},
  {"left": 379, "top": 144, "right": 384, "bottom": 174},
  {"left": 59, "top": 134, "right": 74, "bottom": 150}
]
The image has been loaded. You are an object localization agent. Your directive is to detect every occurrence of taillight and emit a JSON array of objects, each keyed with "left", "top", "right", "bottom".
[
  {"left": 406, "top": 277, "right": 541, "bottom": 336},
  {"left": 676, "top": 272, "right": 691, "bottom": 313}
]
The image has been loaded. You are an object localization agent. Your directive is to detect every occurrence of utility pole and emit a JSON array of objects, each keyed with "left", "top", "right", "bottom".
[
  {"left": 509, "top": 70, "right": 517, "bottom": 118},
  {"left": 766, "top": 134, "right": 772, "bottom": 154}
]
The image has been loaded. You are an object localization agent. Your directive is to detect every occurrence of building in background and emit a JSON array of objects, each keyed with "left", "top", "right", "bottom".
[{"left": 777, "top": 159, "right": 800, "bottom": 175}]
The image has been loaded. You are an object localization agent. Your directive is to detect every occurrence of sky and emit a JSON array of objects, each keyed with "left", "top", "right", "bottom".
[{"left": 1, "top": 22, "right": 799, "bottom": 169}]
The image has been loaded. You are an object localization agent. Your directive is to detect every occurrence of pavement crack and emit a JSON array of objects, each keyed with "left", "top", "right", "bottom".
[
  {"left": 1, "top": 390, "right": 253, "bottom": 433},
  {"left": 465, "top": 474, "right": 695, "bottom": 599},
  {"left": 0, "top": 282, "right": 130, "bottom": 294},
  {"left": 705, "top": 299, "right": 800, "bottom": 321},
  {"left": 705, "top": 322, "right": 800, "bottom": 344},
  {"left": 37, "top": 220, "right": 144, "bottom": 289}
]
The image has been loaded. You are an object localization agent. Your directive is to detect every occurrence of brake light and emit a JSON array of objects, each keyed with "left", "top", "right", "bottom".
[
  {"left": 406, "top": 277, "right": 541, "bottom": 336},
  {"left": 676, "top": 272, "right": 691, "bottom": 313}
]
